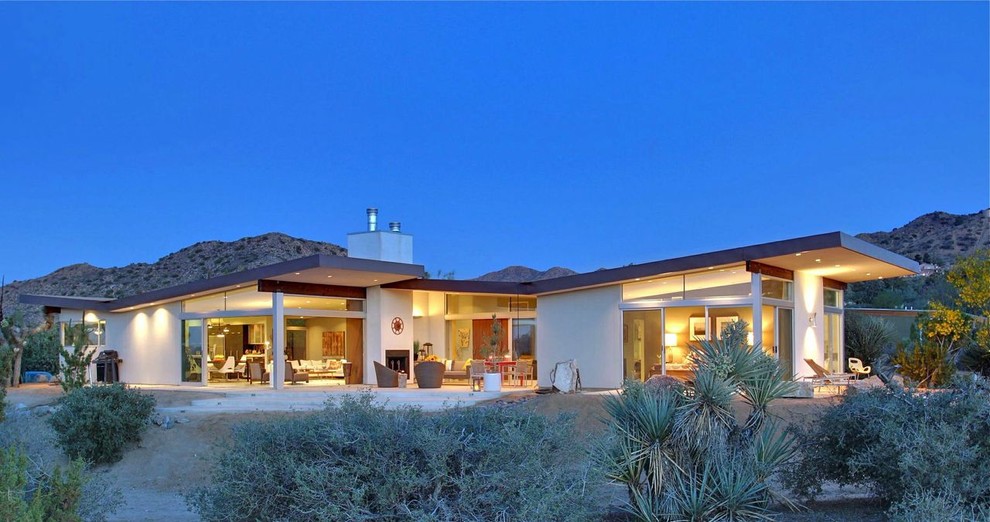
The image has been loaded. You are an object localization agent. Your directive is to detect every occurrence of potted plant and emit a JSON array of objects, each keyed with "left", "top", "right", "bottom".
[{"left": 479, "top": 314, "right": 504, "bottom": 392}]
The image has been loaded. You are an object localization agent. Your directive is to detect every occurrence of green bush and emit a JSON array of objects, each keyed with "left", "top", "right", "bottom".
[
  {"left": 22, "top": 328, "right": 61, "bottom": 376},
  {"left": 785, "top": 376, "right": 990, "bottom": 513},
  {"left": 48, "top": 384, "right": 156, "bottom": 465},
  {"left": 187, "top": 393, "right": 599, "bottom": 521},
  {"left": 0, "top": 446, "right": 86, "bottom": 521}
]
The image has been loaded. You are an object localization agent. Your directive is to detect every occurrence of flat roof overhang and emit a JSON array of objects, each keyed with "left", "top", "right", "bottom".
[
  {"left": 391, "top": 232, "right": 919, "bottom": 297},
  {"left": 21, "top": 254, "right": 425, "bottom": 313},
  {"left": 524, "top": 232, "right": 918, "bottom": 295}
]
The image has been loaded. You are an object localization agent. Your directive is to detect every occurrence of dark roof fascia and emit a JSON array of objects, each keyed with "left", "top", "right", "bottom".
[
  {"left": 107, "top": 254, "right": 425, "bottom": 309},
  {"left": 19, "top": 295, "right": 114, "bottom": 311},
  {"left": 526, "top": 232, "right": 918, "bottom": 295},
  {"left": 382, "top": 279, "right": 534, "bottom": 294}
]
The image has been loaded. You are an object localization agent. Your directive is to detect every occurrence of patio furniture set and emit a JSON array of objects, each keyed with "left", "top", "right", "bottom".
[
  {"left": 208, "top": 356, "right": 352, "bottom": 384},
  {"left": 374, "top": 359, "right": 535, "bottom": 389}
]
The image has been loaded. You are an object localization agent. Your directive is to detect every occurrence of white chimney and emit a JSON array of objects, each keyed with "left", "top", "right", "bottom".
[
  {"left": 367, "top": 208, "right": 378, "bottom": 232},
  {"left": 347, "top": 208, "right": 413, "bottom": 264}
]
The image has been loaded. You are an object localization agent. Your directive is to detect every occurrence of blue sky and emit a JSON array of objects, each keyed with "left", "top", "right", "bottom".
[{"left": 1, "top": 3, "right": 987, "bottom": 283}]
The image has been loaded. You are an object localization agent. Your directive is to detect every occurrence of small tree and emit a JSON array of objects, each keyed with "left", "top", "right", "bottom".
[
  {"left": 479, "top": 314, "right": 504, "bottom": 361},
  {"left": 59, "top": 322, "right": 96, "bottom": 393},
  {"left": 0, "top": 310, "right": 54, "bottom": 388}
]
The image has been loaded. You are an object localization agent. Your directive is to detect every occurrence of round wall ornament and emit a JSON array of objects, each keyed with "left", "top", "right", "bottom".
[{"left": 391, "top": 317, "right": 404, "bottom": 335}]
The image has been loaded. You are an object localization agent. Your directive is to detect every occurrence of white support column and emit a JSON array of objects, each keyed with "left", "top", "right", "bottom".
[
  {"left": 272, "top": 291, "right": 285, "bottom": 390},
  {"left": 751, "top": 272, "right": 763, "bottom": 349}
]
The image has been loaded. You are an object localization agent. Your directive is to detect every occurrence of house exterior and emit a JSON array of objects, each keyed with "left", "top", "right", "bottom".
[{"left": 21, "top": 211, "right": 919, "bottom": 389}]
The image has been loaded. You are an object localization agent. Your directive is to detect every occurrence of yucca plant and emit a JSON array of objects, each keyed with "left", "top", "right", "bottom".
[{"left": 597, "top": 320, "right": 800, "bottom": 521}]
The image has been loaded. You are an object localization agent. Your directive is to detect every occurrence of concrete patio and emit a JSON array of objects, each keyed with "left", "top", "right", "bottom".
[{"left": 134, "top": 383, "right": 532, "bottom": 414}]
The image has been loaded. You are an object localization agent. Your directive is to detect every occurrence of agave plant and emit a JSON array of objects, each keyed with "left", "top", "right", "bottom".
[{"left": 597, "top": 320, "right": 800, "bottom": 521}]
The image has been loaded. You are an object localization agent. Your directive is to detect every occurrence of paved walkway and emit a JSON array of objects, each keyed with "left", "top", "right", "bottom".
[{"left": 134, "top": 383, "right": 531, "bottom": 413}]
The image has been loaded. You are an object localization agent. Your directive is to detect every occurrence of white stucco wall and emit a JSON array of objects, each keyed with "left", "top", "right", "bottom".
[
  {"left": 364, "top": 287, "right": 414, "bottom": 384},
  {"left": 793, "top": 270, "right": 824, "bottom": 379},
  {"left": 61, "top": 304, "right": 184, "bottom": 385},
  {"left": 346, "top": 231, "right": 414, "bottom": 264},
  {"left": 536, "top": 285, "right": 622, "bottom": 389},
  {"left": 411, "top": 291, "right": 445, "bottom": 356}
]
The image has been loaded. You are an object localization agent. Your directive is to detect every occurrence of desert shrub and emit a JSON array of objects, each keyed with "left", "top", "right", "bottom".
[
  {"left": 887, "top": 489, "right": 990, "bottom": 522},
  {"left": 0, "top": 446, "right": 87, "bottom": 521},
  {"left": 785, "top": 376, "right": 990, "bottom": 513},
  {"left": 893, "top": 303, "right": 972, "bottom": 388},
  {"left": 0, "top": 410, "right": 121, "bottom": 521},
  {"left": 844, "top": 313, "right": 893, "bottom": 371},
  {"left": 892, "top": 339, "right": 956, "bottom": 387},
  {"left": 597, "top": 320, "right": 799, "bottom": 521},
  {"left": 188, "top": 393, "right": 599, "bottom": 521},
  {"left": 48, "top": 384, "right": 156, "bottom": 465}
]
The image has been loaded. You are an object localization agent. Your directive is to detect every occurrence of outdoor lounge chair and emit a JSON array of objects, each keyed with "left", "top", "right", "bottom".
[
  {"left": 803, "top": 358, "right": 854, "bottom": 389},
  {"left": 848, "top": 357, "right": 872, "bottom": 380},
  {"left": 374, "top": 361, "right": 399, "bottom": 388}
]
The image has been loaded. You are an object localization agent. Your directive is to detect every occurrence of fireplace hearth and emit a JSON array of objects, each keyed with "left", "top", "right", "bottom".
[{"left": 385, "top": 350, "right": 410, "bottom": 374}]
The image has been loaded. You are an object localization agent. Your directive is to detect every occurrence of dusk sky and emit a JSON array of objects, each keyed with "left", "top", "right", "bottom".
[{"left": 1, "top": 3, "right": 987, "bottom": 284}]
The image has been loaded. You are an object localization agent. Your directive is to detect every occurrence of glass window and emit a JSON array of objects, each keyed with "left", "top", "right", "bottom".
[
  {"left": 283, "top": 295, "right": 364, "bottom": 312},
  {"left": 512, "top": 319, "right": 536, "bottom": 359},
  {"left": 183, "top": 288, "right": 271, "bottom": 314},
  {"left": 824, "top": 289, "right": 842, "bottom": 308},
  {"left": 683, "top": 267, "right": 750, "bottom": 300},
  {"left": 181, "top": 319, "right": 203, "bottom": 383},
  {"left": 824, "top": 312, "right": 842, "bottom": 372},
  {"left": 761, "top": 276, "right": 793, "bottom": 301},
  {"left": 622, "top": 275, "right": 683, "bottom": 301},
  {"left": 446, "top": 295, "right": 536, "bottom": 315}
]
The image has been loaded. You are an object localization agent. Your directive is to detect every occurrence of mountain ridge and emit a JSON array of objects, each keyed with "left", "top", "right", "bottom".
[{"left": 3, "top": 209, "right": 987, "bottom": 322}]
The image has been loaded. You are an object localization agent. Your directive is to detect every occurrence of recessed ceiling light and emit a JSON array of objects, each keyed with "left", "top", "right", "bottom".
[
  {"left": 834, "top": 264, "right": 840, "bottom": 268},
  {"left": 707, "top": 267, "right": 714, "bottom": 270},
  {"left": 795, "top": 253, "right": 802, "bottom": 257},
  {"left": 235, "top": 285, "right": 241, "bottom": 288},
  {"left": 815, "top": 259, "right": 821, "bottom": 263},
  {"left": 866, "top": 272, "right": 871, "bottom": 276},
  {"left": 294, "top": 272, "right": 300, "bottom": 275},
  {"left": 373, "top": 279, "right": 378, "bottom": 282},
  {"left": 635, "top": 278, "right": 641, "bottom": 281},
  {"left": 878, "top": 276, "right": 884, "bottom": 280},
  {"left": 327, "top": 275, "right": 333, "bottom": 278}
]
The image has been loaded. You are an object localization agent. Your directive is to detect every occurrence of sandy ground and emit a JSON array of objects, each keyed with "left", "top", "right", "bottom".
[{"left": 4, "top": 384, "right": 882, "bottom": 521}]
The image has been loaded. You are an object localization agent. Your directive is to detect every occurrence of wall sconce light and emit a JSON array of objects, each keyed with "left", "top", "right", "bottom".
[{"left": 808, "top": 312, "right": 817, "bottom": 328}]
